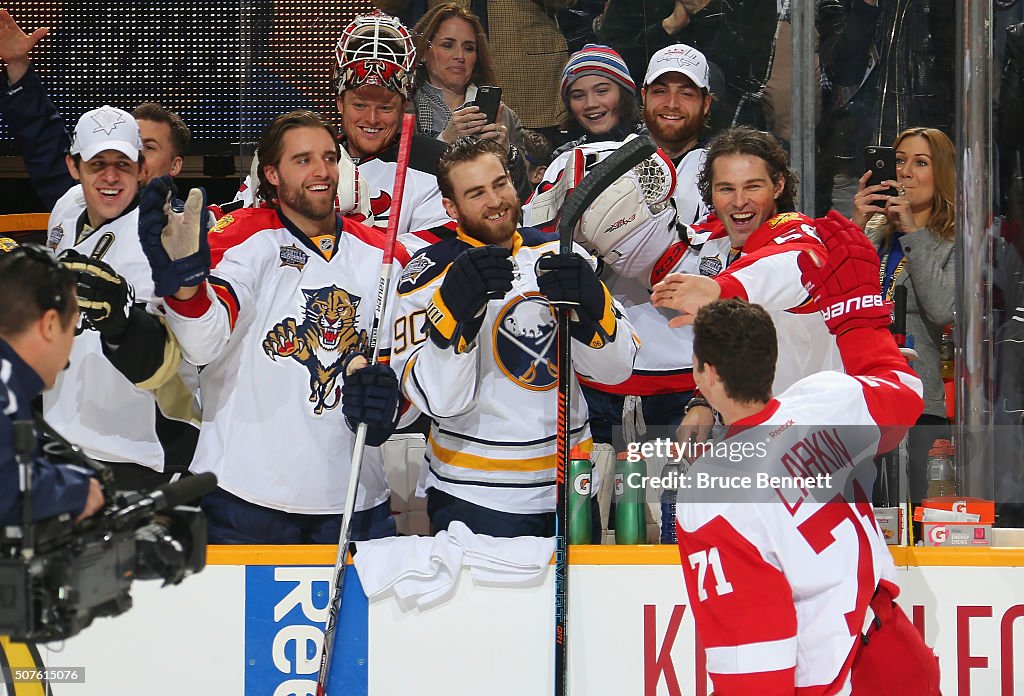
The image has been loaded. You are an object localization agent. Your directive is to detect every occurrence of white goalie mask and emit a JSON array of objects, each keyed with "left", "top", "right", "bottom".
[{"left": 333, "top": 12, "right": 417, "bottom": 100}]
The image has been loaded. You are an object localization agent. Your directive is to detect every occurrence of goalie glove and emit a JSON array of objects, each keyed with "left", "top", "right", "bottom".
[
  {"left": 797, "top": 210, "right": 891, "bottom": 335},
  {"left": 427, "top": 246, "right": 514, "bottom": 353},
  {"left": 138, "top": 175, "right": 212, "bottom": 298},
  {"left": 536, "top": 252, "right": 617, "bottom": 349},
  {"left": 59, "top": 250, "right": 133, "bottom": 338}
]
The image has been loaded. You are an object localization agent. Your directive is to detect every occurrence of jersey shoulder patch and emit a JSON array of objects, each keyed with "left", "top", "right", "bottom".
[{"left": 396, "top": 237, "right": 467, "bottom": 294}]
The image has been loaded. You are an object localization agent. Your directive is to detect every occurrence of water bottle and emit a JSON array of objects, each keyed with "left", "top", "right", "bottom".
[
  {"left": 926, "top": 439, "right": 955, "bottom": 498},
  {"left": 940, "top": 324, "right": 954, "bottom": 380},
  {"left": 614, "top": 452, "right": 646, "bottom": 545},
  {"left": 568, "top": 446, "right": 592, "bottom": 545},
  {"left": 660, "top": 462, "right": 680, "bottom": 544}
]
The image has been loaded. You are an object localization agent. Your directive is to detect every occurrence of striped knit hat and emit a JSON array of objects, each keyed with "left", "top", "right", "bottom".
[{"left": 560, "top": 44, "right": 636, "bottom": 105}]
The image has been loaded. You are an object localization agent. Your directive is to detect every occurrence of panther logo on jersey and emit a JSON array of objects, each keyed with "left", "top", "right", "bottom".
[
  {"left": 493, "top": 294, "right": 558, "bottom": 391},
  {"left": 262, "top": 285, "right": 369, "bottom": 415}
]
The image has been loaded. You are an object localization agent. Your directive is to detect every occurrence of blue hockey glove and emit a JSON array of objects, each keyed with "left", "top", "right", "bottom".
[{"left": 138, "top": 175, "right": 211, "bottom": 298}]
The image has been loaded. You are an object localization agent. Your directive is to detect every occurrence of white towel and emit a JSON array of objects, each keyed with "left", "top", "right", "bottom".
[{"left": 446, "top": 522, "right": 555, "bottom": 586}]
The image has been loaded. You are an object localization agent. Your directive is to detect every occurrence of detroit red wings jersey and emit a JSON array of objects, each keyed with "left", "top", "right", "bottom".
[
  {"left": 677, "top": 326, "right": 924, "bottom": 695},
  {"left": 523, "top": 140, "right": 708, "bottom": 395},
  {"left": 658, "top": 212, "right": 843, "bottom": 393},
  {"left": 162, "top": 207, "right": 409, "bottom": 514}
]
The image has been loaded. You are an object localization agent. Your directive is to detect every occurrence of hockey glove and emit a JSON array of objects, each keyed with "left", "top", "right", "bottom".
[
  {"left": 798, "top": 210, "right": 891, "bottom": 335},
  {"left": 59, "top": 250, "right": 133, "bottom": 338},
  {"left": 341, "top": 356, "right": 402, "bottom": 447},
  {"left": 427, "top": 246, "right": 514, "bottom": 352},
  {"left": 138, "top": 175, "right": 212, "bottom": 298},
  {"left": 536, "top": 252, "right": 617, "bottom": 348}
]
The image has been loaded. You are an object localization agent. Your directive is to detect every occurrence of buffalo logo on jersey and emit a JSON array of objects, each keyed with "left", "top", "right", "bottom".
[
  {"left": 279, "top": 244, "right": 310, "bottom": 271},
  {"left": 494, "top": 294, "right": 559, "bottom": 391},
  {"left": 262, "top": 285, "right": 369, "bottom": 415}
]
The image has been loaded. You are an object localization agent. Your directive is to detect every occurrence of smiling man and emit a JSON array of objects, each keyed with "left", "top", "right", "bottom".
[
  {"left": 389, "top": 137, "right": 637, "bottom": 537},
  {"left": 140, "top": 110, "right": 408, "bottom": 544},
  {"left": 651, "top": 127, "right": 842, "bottom": 402}
]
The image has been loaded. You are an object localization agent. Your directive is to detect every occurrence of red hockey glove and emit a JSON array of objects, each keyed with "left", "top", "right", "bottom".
[{"left": 798, "top": 210, "right": 891, "bottom": 335}]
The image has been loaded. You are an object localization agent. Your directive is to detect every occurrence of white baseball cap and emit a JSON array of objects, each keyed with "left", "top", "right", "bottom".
[
  {"left": 69, "top": 105, "right": 142, "bottom": 161},
  {"left": 644, "top": 44, "right": 710, "bottom": 90}
]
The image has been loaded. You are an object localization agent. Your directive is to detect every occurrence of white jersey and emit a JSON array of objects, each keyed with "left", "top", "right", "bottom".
[
  {"left": 233, "top": 133, "right": 455, "bottom": 255},
  {"left": 162, "top": 207, "right": 409, "bottom": 514},
  {"left": 43, "top": 186, "right": 200, "bottom": 471},
  {"left": 389, "top": 227, "right": 639, "bottom": 514},
  {"left": 677, "top": 327, "right": 924, "bottom": 694},
  {"left": 523, "top": 140, "right": 707, "bottom": 395}
]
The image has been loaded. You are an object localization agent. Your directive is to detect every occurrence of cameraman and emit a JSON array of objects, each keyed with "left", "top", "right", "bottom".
[{"left": 0, "top": 244, "right": 104, "bottom": 525}]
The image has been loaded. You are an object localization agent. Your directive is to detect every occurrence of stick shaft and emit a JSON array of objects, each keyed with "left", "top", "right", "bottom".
[{"left": 316, "top": 114, "right": 416, "bottom": 695}]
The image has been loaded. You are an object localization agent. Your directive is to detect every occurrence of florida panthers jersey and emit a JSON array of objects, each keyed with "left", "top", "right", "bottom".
[
  {"left": 162, "top": 207, "right": 409, "bottom": 514},
  {"left": 389, "top": 228, "right": 638, "bottom": 514},
  {"left": 655, "top": 212, "right": 843, "bottom": 393},
  {"left": 43, "top": 186, "right": 200, "bottom": 471},
  {"left": 523, "top": 140, "right": 707, "bottom": 395},
  {"left": 676, "top": 326, "right": 924, "bottom": 695}
]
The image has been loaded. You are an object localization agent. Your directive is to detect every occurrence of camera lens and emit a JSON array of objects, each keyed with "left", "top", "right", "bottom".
[{"left": 876, "top": 159, "right": 885, "bottom": 169}]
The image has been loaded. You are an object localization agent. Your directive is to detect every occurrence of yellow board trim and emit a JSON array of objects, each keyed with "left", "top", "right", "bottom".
[
  {"left": 206, "top": 544, "right": 1024, "bottom": 567},
  {"left": 0, "top": 213, "right": 49, "bottom": 235},
  {"left": 0, "top": 636, "right": 47, "bottom": 696}
]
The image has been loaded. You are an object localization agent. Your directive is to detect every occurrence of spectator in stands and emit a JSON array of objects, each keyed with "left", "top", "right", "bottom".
[
  {"left": 817, "top": 0, "right": 955, "bottom": 216},
  {"left": 521, "top": 129, "right": 554, "bottom": 186},
  {"left": 851, "top": 126, "right": 955, "bottom": 507},
  {"left": 0, "top": 9, "right": 191, "bottom": 208},
  {"left": 411, "top": 3, "right": 530, "bottom": 200}
]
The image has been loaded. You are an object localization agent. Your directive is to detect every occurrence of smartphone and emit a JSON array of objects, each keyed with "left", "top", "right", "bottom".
[
  {"left": 475, "top": 85, "right": 502, "bottom": 125},
  {"left": 864, "top": 146, "right": 897, "bottom": 208}
]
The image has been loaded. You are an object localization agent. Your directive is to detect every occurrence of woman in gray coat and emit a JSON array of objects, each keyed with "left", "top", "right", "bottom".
[{"left": 852, "top": 126, "right": 956, "bottom": 506}]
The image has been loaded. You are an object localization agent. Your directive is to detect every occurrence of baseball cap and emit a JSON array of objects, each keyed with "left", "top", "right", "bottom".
[
  {"left": 644, "top": 44, "right": 710, "bottom": 90},
  {"left": 69, "top": 105, "right": 142, "bottom": 162}
]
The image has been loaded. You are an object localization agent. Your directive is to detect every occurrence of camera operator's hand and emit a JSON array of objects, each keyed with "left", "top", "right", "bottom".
[{"left": 75, "top": 479, "right": 105, "bottom": 523}]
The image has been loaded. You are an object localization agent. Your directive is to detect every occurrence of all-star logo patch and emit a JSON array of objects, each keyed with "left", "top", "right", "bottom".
[
  {"left": 280, "top": 244, "right": 309, "bottom": 271},
  {"left": 399, "top": 255, "right": 435, "bottom": 287},
  {"left": 46, "top": 224, "right": 64, "bottom": 250},
  {"left": 698, "top": 255, "right": 723, "bottom": 277}
]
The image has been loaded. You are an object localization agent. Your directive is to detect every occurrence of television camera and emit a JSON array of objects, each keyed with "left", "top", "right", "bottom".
[{"left": 0, "top": 417, "right": 216, "bottom": 642}]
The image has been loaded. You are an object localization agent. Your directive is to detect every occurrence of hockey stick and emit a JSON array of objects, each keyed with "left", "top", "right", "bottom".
[
  {"left": 316, "top": 113, "right": 416, "bottom": 696},
  {"left": 552, "top": 134, "right": 656, "bottom": 696}
]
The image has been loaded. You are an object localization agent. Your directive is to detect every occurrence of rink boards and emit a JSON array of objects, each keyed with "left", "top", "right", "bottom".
[{"left": 18, "top": 546, "right": 1024, "bottom": 695}]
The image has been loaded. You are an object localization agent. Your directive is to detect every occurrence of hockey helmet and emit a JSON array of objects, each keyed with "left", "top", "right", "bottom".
[{"left": 333, "top": 12, "right": 416, "bottom": 100}]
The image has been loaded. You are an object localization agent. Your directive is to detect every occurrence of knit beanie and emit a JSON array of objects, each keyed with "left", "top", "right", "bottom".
[{"left": 559, "top": 44, "right": 636, "bottom": 105}]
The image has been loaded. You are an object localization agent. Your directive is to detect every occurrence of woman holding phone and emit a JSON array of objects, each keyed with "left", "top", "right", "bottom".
[
  {"left": 411, "top": 3, "right": 531, "bottom": 198},
  {"left": 852, "top": 127, "right": 956, "bottom": 507}
]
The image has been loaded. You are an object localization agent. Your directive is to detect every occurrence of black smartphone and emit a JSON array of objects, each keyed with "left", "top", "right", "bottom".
[
  {"left": 475, "top": 85, "right": 502, "bottom": 125},
  {"left": 864, "top": 145, "right": 897, "bottom": 208}
]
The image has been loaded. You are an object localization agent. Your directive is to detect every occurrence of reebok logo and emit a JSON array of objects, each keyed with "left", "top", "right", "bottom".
[{"left": 821, "top": 294, "right": 884, "bottom": 320}]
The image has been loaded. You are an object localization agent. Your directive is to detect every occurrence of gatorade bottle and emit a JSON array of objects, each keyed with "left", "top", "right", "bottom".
[
  {"left": 926, "top": 439, "right": 955, "bottom": 498},
  {"left": 940, "top": 325, "right": 954, "bottom": 380},
  {"left": 568, "top": 446, "right": 592, "bottom": 545},
  {"left": 614, "top": 452, "right": 646, "bottom": 545},
  {"left": 660, "top": 462, "right": 680, "bottom": 544}
]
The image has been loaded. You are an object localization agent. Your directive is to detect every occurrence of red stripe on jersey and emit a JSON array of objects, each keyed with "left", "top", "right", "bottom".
[
  {"left": 715, "top": 273, "right": 749, "bottom": 301},
  {"left": 209, "top": 280, "right": 240, "bottom": 331},
  {"left": 410, "top": 220, "right": 457, "bottom": 246},
  {"left": 649, "top": 241, "right": 689, "bottom": 286},
  {"left": 579, "top": 370, "right": 695, "bottom": 396},
  {"left": 208, "top": 208, "right": 283, "bottom": 268},
  {"left": 165, "top": 282, "right": 213, "bottom": 318},
  {"left": 342, "top": 217, "right": 412, "bottom": 266}
]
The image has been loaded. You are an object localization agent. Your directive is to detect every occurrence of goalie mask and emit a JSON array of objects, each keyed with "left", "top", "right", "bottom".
[{"left": 333, "top": 12, "right": 417, "bottom": 100}]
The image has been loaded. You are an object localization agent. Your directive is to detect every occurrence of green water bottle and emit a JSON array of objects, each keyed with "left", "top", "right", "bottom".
[
  {"left": 614, "top": 452, "right": 646, "bottom": 545},
  {"left": 568, "top": 446, "right": 592, "bottom": 545}
]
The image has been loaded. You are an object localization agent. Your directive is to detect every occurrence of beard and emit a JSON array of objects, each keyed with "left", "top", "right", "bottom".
[
  {"left": 278, "top": 180, "right": 337, "bottom": 222},
  {"left": 458, "top": 198, "right": 522, "bottom": 246},
  {"left": 644, "top": 110, "right": 704, "bottom": 153}
]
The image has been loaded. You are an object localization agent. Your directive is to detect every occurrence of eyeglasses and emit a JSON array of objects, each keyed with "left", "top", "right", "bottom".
[{"left": 0, "top": 243, "right": 71, "bottom": 313}]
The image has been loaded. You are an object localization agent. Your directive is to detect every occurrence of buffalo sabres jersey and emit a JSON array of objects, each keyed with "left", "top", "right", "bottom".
[
  {"left": 653, "top": 212, "right": 844, "bottom": 393},
  {"left": 524, "top": 140, "right": 707, "bottom": 395},
  {"left": 677, "top": 326, "right": 923, "bottom": 695},
  {"left": 234, "top": 133, "right": 455, "bottom": 255},
  {"left": 43, "top": 185, "right": 200, "bottom": 471},
  {"left": 162, "top": 207, "right": 409, "bottom": 514},
  {"left": 389, "top": 227, "right": 638, "bottom": 514}
]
